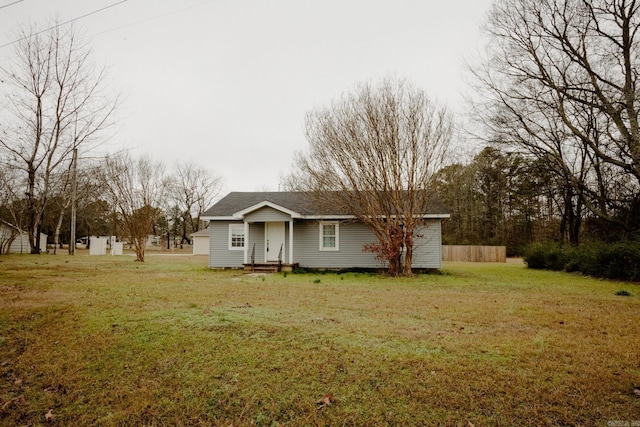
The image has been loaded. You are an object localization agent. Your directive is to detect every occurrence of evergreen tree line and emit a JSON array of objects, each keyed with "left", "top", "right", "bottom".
[{"left": 435, "top": 146, "right": 639, "bottom": 256}]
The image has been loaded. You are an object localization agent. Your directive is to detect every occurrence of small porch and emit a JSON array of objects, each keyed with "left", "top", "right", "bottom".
[
  {"left": 243, "top": 261, "right": 299, "bottom": 273},
  {"left": 243, "top": 234, "right": 297, "bottom": 272},
  {"left": 227, "top": 201, "right": 302, "bottom": 270},
  {"left": 241, "top": 217, "right": 295, "bottom": 262}
]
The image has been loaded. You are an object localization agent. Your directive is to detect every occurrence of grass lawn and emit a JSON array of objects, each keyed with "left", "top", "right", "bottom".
[{"left": 0, "top": 254, "right": 639, "bottom": 426}]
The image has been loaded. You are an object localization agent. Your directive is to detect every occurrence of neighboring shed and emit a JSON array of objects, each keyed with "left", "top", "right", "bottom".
[
  {"left": 201, "top": 191, "right": 450, "bottom": 271},
  {"left": 191, "top": 228, "right": 210, "bottom": 255},
  {"left": 0, "top": 221, "right": 48, "bottom": 254}
]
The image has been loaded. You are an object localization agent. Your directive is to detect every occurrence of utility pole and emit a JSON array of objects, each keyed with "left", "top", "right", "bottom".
[{"left": 69, "top": 148, "right": 78, "bottom": 255}]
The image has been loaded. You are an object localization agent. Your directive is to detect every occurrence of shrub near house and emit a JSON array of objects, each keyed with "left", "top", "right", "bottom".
[{"left": 524, "top": 242, "right": 640, "bottom": 281}]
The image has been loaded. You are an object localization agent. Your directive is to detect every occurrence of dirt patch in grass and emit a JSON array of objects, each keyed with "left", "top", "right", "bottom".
[{"left": 0, "top": 254, "right": 639, "bottom": 425}]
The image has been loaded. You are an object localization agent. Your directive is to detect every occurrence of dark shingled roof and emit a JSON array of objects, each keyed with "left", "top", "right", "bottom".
[{"left": 203, "top": 191, "right": 449, "bottom": 218}]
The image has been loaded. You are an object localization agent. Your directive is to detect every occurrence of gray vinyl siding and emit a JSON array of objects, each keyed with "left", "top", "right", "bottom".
[
  {"left": 411, "top": 220, "right": 442, "bottom": 269},
  {"left": 208, "top": 221, "right": 273, "bottom": 267},
  {"left": 294, "top": 221, "right": 385, "bottom": 269},
  {"left": 293, "top": 220, "right": 443, "bottom": 270},
  {"left": 245, "top": 207, "right": 292, "bottom": 223},
  {"left": 209, "top": 221, "right": 244, "bottom": 268},
  {"left": 209, "top": 218, "right": 443, "bottom": 269}
]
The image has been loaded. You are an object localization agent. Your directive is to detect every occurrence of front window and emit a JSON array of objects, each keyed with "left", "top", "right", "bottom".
[
  {"left": 319, "top": 222, "right": 339, "bottom": 251},
  {"left": 229, "top": 224, "right": 245, "bottom": 250}
]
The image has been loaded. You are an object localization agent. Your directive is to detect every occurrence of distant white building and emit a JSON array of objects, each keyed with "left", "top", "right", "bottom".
[
  {"left": 191, "top": 228, "right": 210, "bottom": 255},
  {"left": 0, "top": 221, "right": 48, "bottom": 254},
  {"left": 145, "top": 235, "right": 162, "bottom": 248}
]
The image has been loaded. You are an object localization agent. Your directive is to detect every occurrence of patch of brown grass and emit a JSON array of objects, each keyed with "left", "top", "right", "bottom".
[{"left": 0, "top": 254, "right": 639, "bottom": 425}]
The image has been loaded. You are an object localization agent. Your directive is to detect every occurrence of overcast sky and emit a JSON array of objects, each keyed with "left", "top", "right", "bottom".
[{"left": 0, "top": 0, "right": 494, "bottom": 194}]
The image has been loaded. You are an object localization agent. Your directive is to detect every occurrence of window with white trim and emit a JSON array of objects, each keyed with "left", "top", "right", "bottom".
[
  {"left": 319, "top": 222, "right": 339, "bottom": 251},
  {"left": 228, "top": 224, "right": 245, "bottom": 250}
]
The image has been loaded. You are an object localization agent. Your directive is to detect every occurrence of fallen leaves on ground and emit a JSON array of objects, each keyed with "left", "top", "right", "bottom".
[{"left": 316, "top": 393, "right": 333, "bottom": 409}]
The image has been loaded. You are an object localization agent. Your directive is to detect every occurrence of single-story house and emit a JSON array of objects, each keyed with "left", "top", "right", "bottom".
[
  {"left": 201, "top": 191, "right": 449, "bottom": 271},
  {"left": 191, "top": 228, "right": 210, "bottom": 255}
]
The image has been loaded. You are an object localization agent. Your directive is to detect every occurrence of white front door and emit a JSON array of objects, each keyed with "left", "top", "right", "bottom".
[{"left": 265, "top": 222, "right": 285, "bottom": 262}]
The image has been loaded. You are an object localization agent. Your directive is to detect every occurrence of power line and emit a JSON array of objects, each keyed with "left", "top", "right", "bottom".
[
  {"left": 0, "top": 0, "right": 128, "bottom": 49},
  {"left": 91, "top": 0, "right": 218, "bottom": 37},
  {"left": 0, "top": 0, "right": 23, "bottom": 11}
]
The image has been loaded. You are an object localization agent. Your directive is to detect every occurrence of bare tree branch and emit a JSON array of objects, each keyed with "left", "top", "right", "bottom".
[
  {"left": 292, "top": 77, "right": 453, "bottom": 275},
  {"left": 169, "top": 161, "right": 223, "bottom": 243},
  {"left": 472, "top": 0, "right": 640, "bottom": 236},
  {"left": 100, "top": 153, "right": 167, "bottom": 262},
  {"left": 0, "top": 20, "right": 118, "bottom": 253}
]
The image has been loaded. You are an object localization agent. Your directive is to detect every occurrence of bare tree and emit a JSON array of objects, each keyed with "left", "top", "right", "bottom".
[
  {"left": 169, "top": 161, "right": 223, "bottom": 243},
  {"left": 472, "top": 0, "right": 640, "bottom": 238},
  {"left": 47, "top": 159, "right": 102, "bottom": 253},
  {"left": 291, "top": 77, "right": 453, "bottom": 275},
  {"left": 0, "top": 167, "right": 21, "bottom": 254},
  {"left": 49, "top": 172, "right": 73, "bottom": 254},
  {"left": 100, "top": 154, "right": 167, "bottom": 262},
  {"left": 0, "top": 21, "right": 117, "bottom": 253}
]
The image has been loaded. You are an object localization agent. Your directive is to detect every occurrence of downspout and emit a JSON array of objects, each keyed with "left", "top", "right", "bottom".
[
  {"left": 243, "top": 221, "right": 249, "bottom": 264},
  {"left": 289, "top": 220, "right": 294, "bottom": 264}
]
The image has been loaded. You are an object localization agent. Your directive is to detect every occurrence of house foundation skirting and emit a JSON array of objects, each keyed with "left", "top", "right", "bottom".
[{"left": 243, "top": 262, "right": 299, "bottom": 273}]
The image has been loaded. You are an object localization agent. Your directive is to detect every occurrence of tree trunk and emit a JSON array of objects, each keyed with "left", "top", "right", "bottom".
[
  {"left": 182, "top": 215, "right": 188, "bottom": 244},
  {"left": 53, "top": 209, "right": 65, "bottom": 255},
  {"left": 0, "top": 230, "right": 19, "bottom": 255},
  {"left": 403, "top": 228, "right": 414, "bottom": 275},
  {"left": 569, "top": 196, "right": 583, "bottom": 246},
  {"left": 404, "top": 245, "right": 413, "bottom": 276},
  {"left": 133, "top": 236, "right": 145, "bottom": 262},
  {"left": 27, "top": 166, "right": 39, "bottom": 254},
  {"left": 388, "top": 257, "right": 401, "bottom": 276}
]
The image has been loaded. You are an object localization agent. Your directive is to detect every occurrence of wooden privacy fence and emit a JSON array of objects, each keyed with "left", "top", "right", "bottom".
[{"left": 442, "top": 245, "right": 507, "bottom": 263}]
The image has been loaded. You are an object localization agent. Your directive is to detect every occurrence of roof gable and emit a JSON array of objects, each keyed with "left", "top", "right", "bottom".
[
  {"left": 202, "top": 192, "right": 328, "bottom": 219},
  {"left": 234, "top": 200, "right": 302, "bottom": 219}
]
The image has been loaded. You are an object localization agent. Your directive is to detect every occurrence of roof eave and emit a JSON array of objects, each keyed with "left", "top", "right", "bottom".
[
  {"left": 203, "top": 213, "right": 450, "bottom": 221},
  {"left": 200, "top": 215, "right": 239, "bottom": 221}
]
